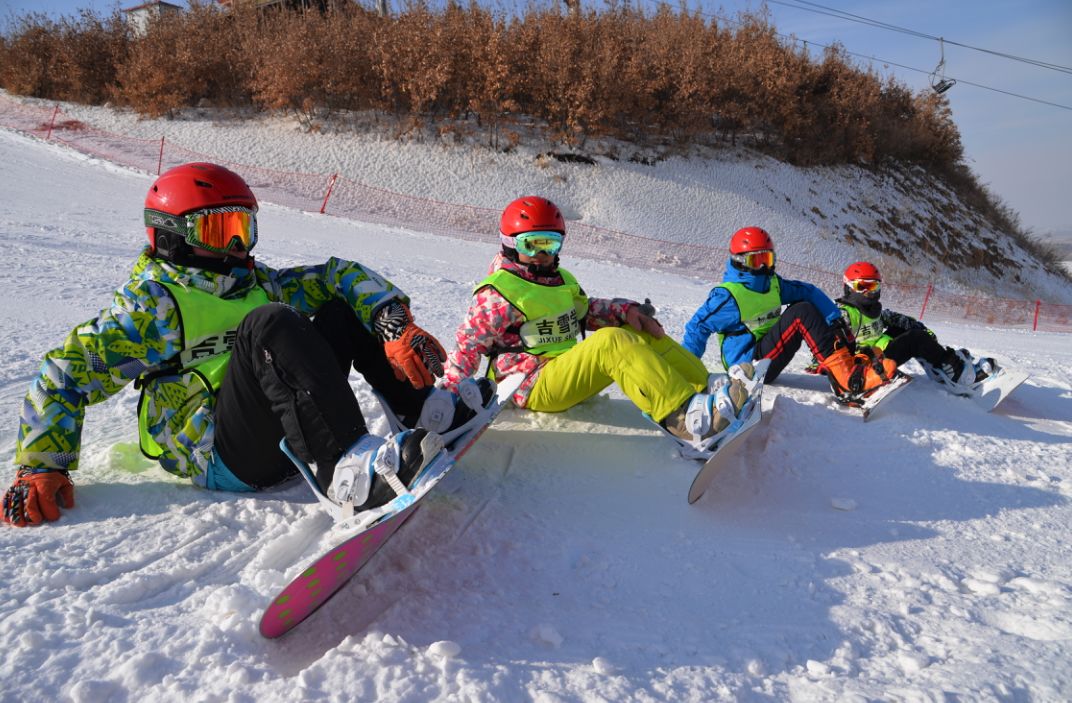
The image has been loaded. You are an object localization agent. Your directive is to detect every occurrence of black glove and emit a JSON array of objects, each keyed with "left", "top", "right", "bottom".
[{"left": 831, "top": 316, "right": 855, "bottom": 350}]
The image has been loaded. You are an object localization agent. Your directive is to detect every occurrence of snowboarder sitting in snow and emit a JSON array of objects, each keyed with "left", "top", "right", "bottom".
[
  {"left": 438, "top": 195, "right": 753, "bottom": 453},
  {"left": 682, "top": 227, "right": 899, "bottom": 403},
  {"left": 2, "top": 162, "right": 487, "bottom": 528},
  {"left": 834, "top": 261, "right": 996, "bottom": 390}
]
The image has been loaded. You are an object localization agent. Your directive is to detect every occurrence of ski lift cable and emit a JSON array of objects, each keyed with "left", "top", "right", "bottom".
[
  {"left": 771, "top": 0, "right": 1072, "bottom": 75},
  {"left": 640, "top": 0, "right": 1072, "bottom": 112},
  {"left": 853, "top": 49, "right": 1069, "bottom": 111}
]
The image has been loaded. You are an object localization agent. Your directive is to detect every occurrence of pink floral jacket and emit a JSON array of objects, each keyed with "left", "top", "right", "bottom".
[{"left": 440, "top": 253, "right": 638, "bottom": 407}]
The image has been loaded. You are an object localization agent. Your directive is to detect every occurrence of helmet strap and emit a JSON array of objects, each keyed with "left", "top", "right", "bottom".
[
  {"left": 730, "top": 258, "right": 774, "bottom": 276},
  {"left": 150, "top": 229, "right": 252, "bottom": 274},
  {"left": 151, "top": 229, "right": 191, "bottom": 261},
  {"left": 502, "top": 245, "right": 559, "bottom": 276},
  {"left": 525, "top": 255, "right": 560, "bottom": 277},
  {"left": 840, "top": 289, "right": 883, "bottom": 317},
  {"left": 502, "top": 244, "right": 520, "bottom": 263}
]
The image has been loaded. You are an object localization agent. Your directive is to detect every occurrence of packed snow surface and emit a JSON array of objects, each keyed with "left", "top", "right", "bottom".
[{"left": 1, "top": 128, "right": 1070, "bottom": 702}]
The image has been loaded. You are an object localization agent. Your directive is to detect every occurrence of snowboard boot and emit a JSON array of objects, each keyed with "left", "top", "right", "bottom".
[
  {"left": 938, "top": 347, "right": 969, "bottom": 385},
  {"left": 330, "top": 429, "right": 444, "bottom": 512},
  {"left": 942, "top": 346, "right": 997, "bottom": 386},
  {"left": 973, "top": 355, "right": 998, "bottom": 383},
  {"left": 820, "top": 346, "right": 898, "bottom": 403},
  {"left": 662, "top": 378, "right": 750, "bottom": 450},
  {"left": 406, "top": 378, "right": 496, "bottom": 437},
  {"left": 706, "top": 362, "right": 757, "bottom": 395}
]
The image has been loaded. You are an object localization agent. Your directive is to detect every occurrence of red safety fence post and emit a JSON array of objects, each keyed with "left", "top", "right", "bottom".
[
  {"left": 1033, "top": 300, "right": 1041, "bottom": 332},
  {"left": 45, "top": 105, "right": 60, "bottom": 140},
  {"left": 919, "top": 282, "right": 934, "bottom": 320},
  {"left": 319, "top": 173, "right": 338, "bottom": 214},
  {"left": 157, "top": 136, "right": 166, "bottom": 175}
]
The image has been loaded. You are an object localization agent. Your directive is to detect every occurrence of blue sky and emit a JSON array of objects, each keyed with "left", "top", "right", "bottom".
[{"left": 1, "top": 0, "right": 1069, "bottom": 236}]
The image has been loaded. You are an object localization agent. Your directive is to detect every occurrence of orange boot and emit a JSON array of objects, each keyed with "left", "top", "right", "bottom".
[{"left": 819, "top": 346, "right": 898, "bottom": 401}]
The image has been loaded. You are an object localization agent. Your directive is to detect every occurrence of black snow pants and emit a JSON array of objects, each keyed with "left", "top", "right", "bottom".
[
  {"left": 214, "top": 299, "right": 428, "bottom": 491},
  {"left": 881, "top": 329, "right": 946, "bottom": 367},
  {"left": 752, "top": 301, "right": 839, "bottom": 384}
]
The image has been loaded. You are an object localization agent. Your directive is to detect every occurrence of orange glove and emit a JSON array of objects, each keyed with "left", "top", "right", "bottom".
[
  {"left": 2, "top": 468, "right": 75, "bottom": 527},
  {"left": 377, "top": 302, "right": 447, "bottom": 389}
]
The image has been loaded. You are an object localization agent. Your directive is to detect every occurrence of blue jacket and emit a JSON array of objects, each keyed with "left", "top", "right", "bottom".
[{"left": 682, "top": 262, "right": 841, "bottom": 367}]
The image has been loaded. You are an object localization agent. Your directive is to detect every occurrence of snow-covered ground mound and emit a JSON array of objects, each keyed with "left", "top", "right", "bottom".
[
  {"left": 1, "top": 128, "right": 1070, "bottom": 702},
  {"left": 22, "top": 93, "right": 1072, "bottom": 306}
]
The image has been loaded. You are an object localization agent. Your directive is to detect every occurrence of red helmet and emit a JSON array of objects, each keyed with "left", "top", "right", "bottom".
[
  {"left": 729, "top": 227, "right": 774, "bottom": 254},
  {"left": 843, "top": 261, "right": 882, "bottom": 283},
  {"left": 499, "top": 196, "right": 566, "bottom": 237},
  {"left": 144, "top": 162, "right": 257, "bottom": 251}
]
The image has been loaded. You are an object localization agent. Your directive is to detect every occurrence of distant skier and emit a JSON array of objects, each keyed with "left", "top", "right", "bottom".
[
  {"left": 2, "top": 162, "right": 482, "bottom": 527},
  {"left": 439, "top": 196, "right": 753, "bottom": 452},
  {"left": 834, "top": 261, "right": 997, "bottom": 390},
  {"left": 681, "top": 227, "right": 899, "bottom": 403}
]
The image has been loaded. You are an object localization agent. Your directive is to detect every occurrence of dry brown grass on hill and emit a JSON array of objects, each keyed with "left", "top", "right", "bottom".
[
  {"left": 0, "top": 4, "right": 960, "bottom": 167},
  {"left": 2, "top": 2, "right": 1063, "bottom": 280}
]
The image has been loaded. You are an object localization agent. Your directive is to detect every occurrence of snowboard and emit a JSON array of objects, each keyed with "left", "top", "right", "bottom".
[
  {"left": 259, "top": 373, "right": 526, "bottom": 639},
  {"left": 805, "top": 359, "right": 911, "bottom": 421},
  {"left": 831, "top": 372, "right": 912, "bottom": 422},
  {"left": 971, "top": 370, "right": 1028, "bottom": 412},
  {"left": 860, "top": 373, "right": 912, "bottom": 421},
  {"left": 687, "top": 393, "right": 767, "bottom": 504},
  {"left": 646, "top": 360, "right": 772, "bottom": 504},
  {"left": 921, "top": 362, "right": 1027, "bottom": 412},
  {"left": 917, "top": 360, "right": 1024, "bottom": 413}
]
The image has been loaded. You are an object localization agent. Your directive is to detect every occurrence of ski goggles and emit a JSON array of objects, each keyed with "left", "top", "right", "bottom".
[
  {"left": 731, "top": 249, "right": 775, "bottom": 271},
  {"left": 503, "top": 230, "right": 563, "bottom": 257},
  {"left": 146, "top": 206, "right": 258, "bottom": 254},
  {"left": 846, "top": 278, "right": 881, "bottom": 294}
]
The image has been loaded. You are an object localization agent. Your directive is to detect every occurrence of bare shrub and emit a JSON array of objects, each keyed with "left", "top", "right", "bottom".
[
  {"left": 367, "top": 3, "right": 453, "bottom": 132},
  {"left": 51, "top": 11, "right": 129, "bottom": 104},
  {"left": 113, "top": 4, "right": 254, "bottom": 117},
  {"left": 1, "top": 3, "right": 976, "bottom": 171},
  {"left": 0, "top": 14, "right": 63, "bottom": 98}
]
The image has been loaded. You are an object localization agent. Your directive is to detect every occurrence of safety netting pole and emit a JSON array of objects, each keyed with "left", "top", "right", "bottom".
[
  {"left": 44, "top": 105, "right": 60, "bottom": 140},
  {"left": 919, "top": 282, "right": 934, "bottom": 320},
  {"left": 320, "top": 173, "right": 338, "bottom": 214}
]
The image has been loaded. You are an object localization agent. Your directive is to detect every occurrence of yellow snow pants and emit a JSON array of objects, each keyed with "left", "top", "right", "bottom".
[{"left": 526, "top": 326, "right": 708, "bottom": 422}]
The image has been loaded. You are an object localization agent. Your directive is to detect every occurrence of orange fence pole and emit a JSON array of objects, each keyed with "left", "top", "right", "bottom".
[{"left": 1033, "top": 300, "right": 1041, "bottom": 332}]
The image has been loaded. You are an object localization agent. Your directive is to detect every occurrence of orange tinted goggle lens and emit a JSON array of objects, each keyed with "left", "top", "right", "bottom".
[
  {"left": 849, "top": 278, "right": 881, "bottom": 293},
  {"left": 740, "top": 250, "right": 774, "bottom": 269},
  {"left": 189, "top": 210, "right": 256, "bottom": 252}
]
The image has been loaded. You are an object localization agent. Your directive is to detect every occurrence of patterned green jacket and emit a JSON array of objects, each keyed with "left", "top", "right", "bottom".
[{"left": 15, "top": 250, "right": 405, "bottom": 480}]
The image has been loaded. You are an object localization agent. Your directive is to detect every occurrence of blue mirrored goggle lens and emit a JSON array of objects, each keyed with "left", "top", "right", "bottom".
[{"left": 514, "top": 231, "right": 563, "bottom": 257}]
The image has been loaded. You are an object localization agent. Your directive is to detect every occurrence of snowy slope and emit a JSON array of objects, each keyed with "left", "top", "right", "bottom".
[
  {"left": 1, "top": 128, "right": 1071, "bottom": 702},
  {"left": 38, "top": 95, "right": 1072, "bottom": 305}
]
